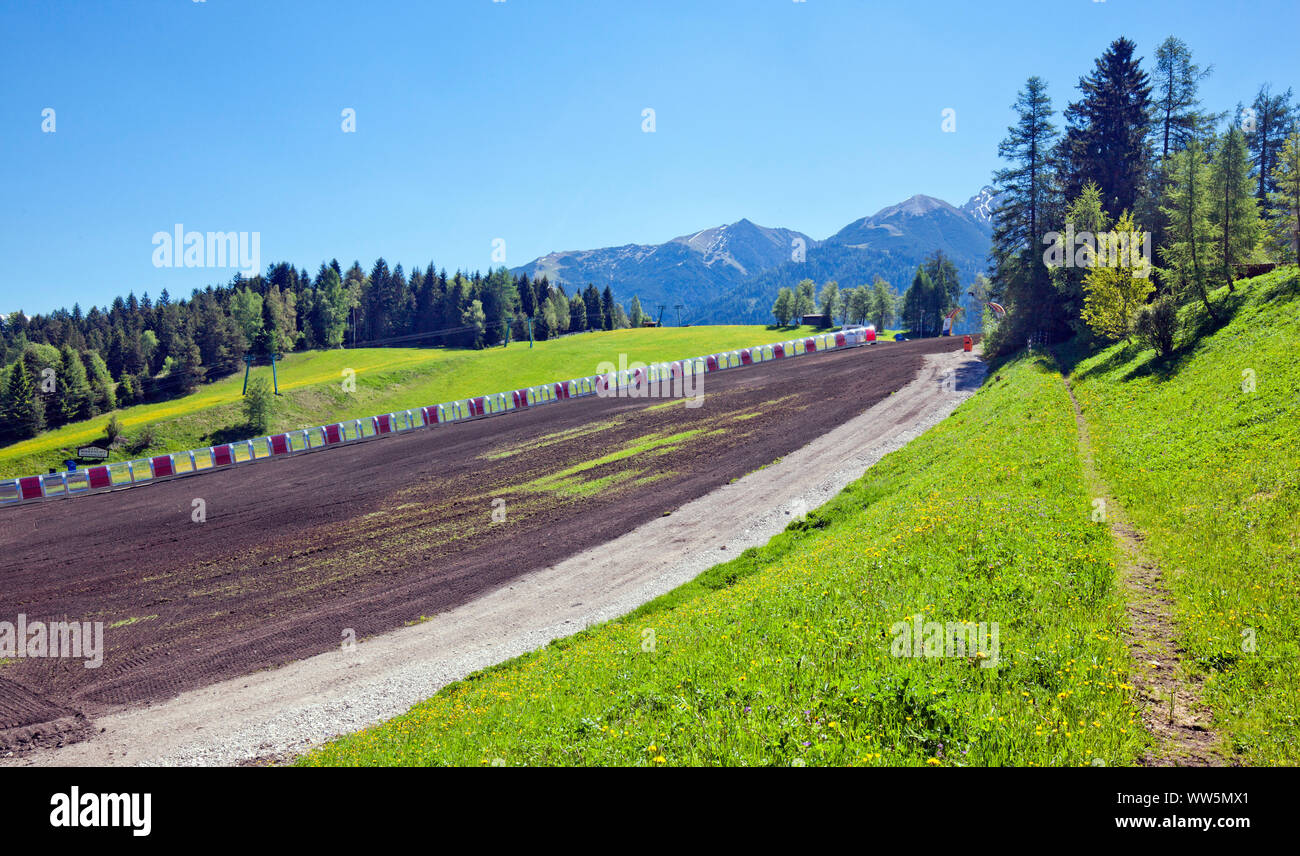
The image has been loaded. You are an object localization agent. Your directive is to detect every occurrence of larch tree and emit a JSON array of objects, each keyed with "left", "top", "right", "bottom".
[
  {"left": 1080, "top": 210, "right": 1155, "bottom": 342},
  {"left": 1267, "top": 126, "right": 1300, "bottom": 266},
  {"left": 1152, "top": 36, "right": 1212, "bottom": 160},
  {"left": 1159, "top": 137, "right": 1222, "bottom": 322},
  {"left": 1209, "top": 125, "right": 1262, "bottom": 291},
  {"left": 1246, "top": 85, "right": 1296, "bottom": 210}
]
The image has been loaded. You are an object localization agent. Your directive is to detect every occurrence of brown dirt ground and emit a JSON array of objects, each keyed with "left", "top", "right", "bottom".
[{"left": 0, "top": 337, "right": 967, "bottom": 748}]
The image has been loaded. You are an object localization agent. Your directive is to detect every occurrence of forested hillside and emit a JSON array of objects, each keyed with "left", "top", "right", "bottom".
[
  {"left": 0, "top": 262, "right": 635, "bottom": 444},
  {"left": 985, "top": 36, "right": 1298, "bottom": 352}
]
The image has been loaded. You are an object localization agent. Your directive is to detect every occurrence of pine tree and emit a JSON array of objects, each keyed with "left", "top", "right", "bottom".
[
  {"left": 601, "top": 286, "right": 615, "bottom": 331},
  {"left": 106, "top": 326, "right": 127, "bottom": 379},
  {"left": 517, "top": 273, "right": 538, "bottom": 319},
  {"left": 57, "top": 344, "right": 91, "bottom": 422},
  {"left": 583, "top": 284, "right": 603, "bottom": 331},
  {"left": 990, "top": 76, "right": 1063, "bottom": 346},
  {"left": 902, "top": 267, "right": 937, "bottom": 336},
  {"left": 174, "top": 339, "right": 205, "bottom": 394},
  {"left": 5, "top": 359, "right": 43, "bottom": 439},
  {"left": 1061, "top": 38, "right": 1154, "bottom": 218}
]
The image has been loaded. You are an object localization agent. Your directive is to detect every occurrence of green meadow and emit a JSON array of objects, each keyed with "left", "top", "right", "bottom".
[
  {"left": 0, "top": 324, "right": 828, "bottom": 478},
  {"left": 1067, "top": 267, "right": 1300, "bottom": 765},
  {"left": 299, "top": 268, "right": 1299, "bottom": 767}
]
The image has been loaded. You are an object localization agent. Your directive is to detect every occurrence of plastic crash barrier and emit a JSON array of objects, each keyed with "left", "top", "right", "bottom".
[{"left": 2, "top": 329, "right": 876, "bottom": 508}]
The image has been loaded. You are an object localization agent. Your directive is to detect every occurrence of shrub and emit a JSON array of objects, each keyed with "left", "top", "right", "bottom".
[
  {"left": 126, "top": 423, "right": 157, "bottom": 454},
  {"left": 243, "top": 376, "right": 274, "bottom": 435},
  {"left": 105, "top": 414, "right": 123, "bottom": 446},
  {"left": 1134, "top": 294, "right": 1178, "bottom": 357}
]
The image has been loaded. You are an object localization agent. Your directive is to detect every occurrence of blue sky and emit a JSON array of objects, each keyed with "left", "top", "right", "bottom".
[{"left": 2, "top": 0, "right": 1296, "bottom": 314}]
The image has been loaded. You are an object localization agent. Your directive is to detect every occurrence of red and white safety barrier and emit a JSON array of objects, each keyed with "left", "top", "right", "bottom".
[{"left": 0, "top": 328, "right": 873, "bottom": 509}]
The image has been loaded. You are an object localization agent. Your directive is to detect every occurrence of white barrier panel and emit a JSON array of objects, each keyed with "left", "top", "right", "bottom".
[{"left": 41, "top": 473, "right": 68, "bottom": 499}]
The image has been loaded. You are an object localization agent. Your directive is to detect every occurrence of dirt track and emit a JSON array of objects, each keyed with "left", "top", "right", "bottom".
[{"left": 1, "top": 337, "right": 971, "bottom": 755}]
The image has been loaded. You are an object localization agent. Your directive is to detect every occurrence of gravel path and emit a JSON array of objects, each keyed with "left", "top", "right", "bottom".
[{"left": 6, "top": 348, "right": 984, "bottom": 767}]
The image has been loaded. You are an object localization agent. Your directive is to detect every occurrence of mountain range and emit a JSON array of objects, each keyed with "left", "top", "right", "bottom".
[{"left": 514, "top": 189, "right": 997, "bottom": 325}]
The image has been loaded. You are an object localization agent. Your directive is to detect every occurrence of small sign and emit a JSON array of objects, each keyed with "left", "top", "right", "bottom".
[{"left": 77, "top": 446, "right": 109, "bottom": 460}]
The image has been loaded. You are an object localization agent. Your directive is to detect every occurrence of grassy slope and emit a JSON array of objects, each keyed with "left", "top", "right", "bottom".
[
  {"left": 0, "top": 325, "right": 828, "bottom": 478},
  {"left": 1069, "top": 267, "right": 1300, "bottom": 765},
  {"left": 300, "top": 352, "right": 1145, "bottom": 767}
]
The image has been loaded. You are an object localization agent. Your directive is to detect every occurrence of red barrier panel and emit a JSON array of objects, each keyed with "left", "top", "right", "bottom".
[
  {"left": 774, "top": 344, "right": 785, "bottom": 358},
  {"left": 835, "top": 332, "right": 846, "bottom": 347},
  {"left": 151, "top": 455, "right": 174, "bottom": 478},
  {"left": 213, "top": 445, "right": 234, "bottom": 466},
  {"left": 18, "top": 476, "right": 42, "bottom": 501},
  {"left": 513, "top": 390, "right": 528, "bottom": 409},
  {"left": 705, "top": 355, "right": 719, "bottom": 372},
  {"left": 324, "top": 424, "right": 343, "bottom": 445},
  {"left": 740, "top": 349, "right": 753, "bottom": 366},
  {"left": 87, "top": 466, "right": 111, "bottom": 490},
  {"left": 554, "top": 382, "right": 569, "bottom": 400},
  {"left": 376, "top": 414, "right": 392, "bottom": 435},
  {"left": 866, "top": 328, "right": 877, "bottom": 342},
  {"left": 422, "top": 406, "right": 441, "bottom": 425},
  {"left": 270, "top": 434, "right": 290, "bottom": 455},
  {"left": 804, "top": 337, "right": 816, "bottom": 352},
  {"left": 471, "top": 397, "right": 486, "bottom": 417},
  {"left": 671, "top": 362, "right": 683, "bottom": 379}
]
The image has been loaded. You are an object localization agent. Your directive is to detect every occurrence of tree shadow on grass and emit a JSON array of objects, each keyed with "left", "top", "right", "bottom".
[
  {"left": 1067, "top": 340, "right": 1141, "bottom": 382},
  {"left": 1120, "top": 350, "right": 1182, "bottom": 383},
  {"left": 1258, "top": 268, "right": 1300, "bottom": 304},
  {"left": 203, "top": 424, "right": 256, "bottom": 447}
]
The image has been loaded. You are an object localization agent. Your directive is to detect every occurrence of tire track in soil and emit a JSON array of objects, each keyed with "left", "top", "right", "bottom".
[
  {"left": 0, "top": 338, "right": 964, "bottom": 751},
  {"left": 1060, "top": 373, "right": 1226, "bottom": 767}
]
